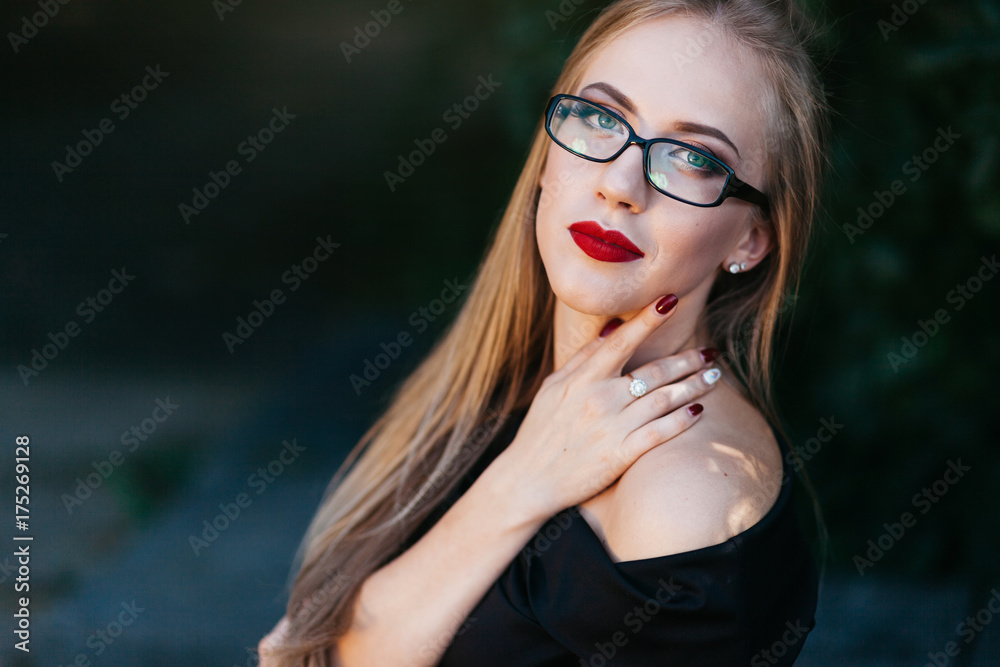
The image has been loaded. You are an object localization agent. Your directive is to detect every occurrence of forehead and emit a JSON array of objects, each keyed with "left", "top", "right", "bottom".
[{"left": 576, "top": 15, "right": 768, "bottom": 157}]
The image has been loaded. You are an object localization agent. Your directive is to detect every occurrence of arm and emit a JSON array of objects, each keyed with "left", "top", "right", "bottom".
[
  {"left": 332, "top": 453, "right": 550, "bottom": 667},
  {"left": 262, "top": 296, "right": 718, "bottom": 665}
]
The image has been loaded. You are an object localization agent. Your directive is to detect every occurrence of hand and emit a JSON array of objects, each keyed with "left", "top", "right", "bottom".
[{"left": 495, "top": 294, "right": 721, "bottom": 519}]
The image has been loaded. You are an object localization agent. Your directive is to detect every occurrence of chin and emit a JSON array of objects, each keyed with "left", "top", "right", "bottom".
[
  {"left": 539, "top": 228, "right": 660, "bottom": 315},
  {"left": 548, "top": 272, "right": 644, "bottom": 317}
]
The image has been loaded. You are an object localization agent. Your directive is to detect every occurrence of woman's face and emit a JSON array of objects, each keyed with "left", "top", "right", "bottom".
[{"left": 536, "top": 15, "right": 772, "bottom": 318}]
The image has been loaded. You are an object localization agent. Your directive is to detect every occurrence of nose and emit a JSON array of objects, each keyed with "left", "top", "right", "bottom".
[{"left": 593, "top": 143, "right": 649, "bottom": 213}]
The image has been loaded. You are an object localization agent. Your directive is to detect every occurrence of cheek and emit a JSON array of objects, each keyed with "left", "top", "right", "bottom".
[
  {"left": 644, "top": 208, "right": 748, "bottom": 280},
  {"left": 538, "top": 147, "right": 591, "bottom": 216},
  {"left": 536, "top": 152, "right": 573, "bottom": 245}
]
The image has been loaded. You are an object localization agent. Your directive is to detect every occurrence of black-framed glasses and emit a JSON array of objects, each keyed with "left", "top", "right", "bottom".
[{"left": 543, "top": 94, "right": 769, "bottom": 213}]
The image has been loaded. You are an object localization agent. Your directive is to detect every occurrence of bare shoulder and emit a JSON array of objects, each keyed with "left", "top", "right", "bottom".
[{"left": 593, "top": 379, "right": 785, "bottom": 563}]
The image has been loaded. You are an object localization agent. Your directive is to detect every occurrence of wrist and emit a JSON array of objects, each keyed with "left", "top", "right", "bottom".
[{"left": 479, "top": 447, "right": 556, "bottom": 528}]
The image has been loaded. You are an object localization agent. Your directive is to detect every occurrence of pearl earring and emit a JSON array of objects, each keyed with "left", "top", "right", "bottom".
[{"left": 728, "top": 261, "right": 748, "bottom": 274}]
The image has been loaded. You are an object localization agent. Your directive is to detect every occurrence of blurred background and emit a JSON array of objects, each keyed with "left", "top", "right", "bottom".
[{"left": 0, "top": 0, "right": 997, "bottom": 664}]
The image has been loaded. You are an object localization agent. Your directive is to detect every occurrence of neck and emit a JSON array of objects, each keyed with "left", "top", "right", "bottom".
[{"left": 552, "top": 295, "right": 713, "bottom": 375}]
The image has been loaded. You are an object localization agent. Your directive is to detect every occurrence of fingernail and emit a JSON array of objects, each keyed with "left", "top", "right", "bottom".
[
  {"left": 699, "top": 347, "right": 719, "bottom": 364},
  {"left": 687, "top": 403, "right": 704, "bottom": 417},
  {"left": 702, "top": 368, "right": 721, "bottom": 385},
  {"left": 599, "top": 318, "right": 623, "bottom": 338},
  {"left": 655, "top": 294, "right": 678, "bottom": 314}
]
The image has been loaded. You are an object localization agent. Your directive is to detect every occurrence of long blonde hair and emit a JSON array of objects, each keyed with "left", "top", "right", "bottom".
[{"left": 271, "top": 1, "right": 829, "bottom": 663}]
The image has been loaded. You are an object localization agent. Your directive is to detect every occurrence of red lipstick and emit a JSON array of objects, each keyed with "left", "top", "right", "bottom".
[{"left": 568, "top": 221, "right": 644, "bottom": 262}]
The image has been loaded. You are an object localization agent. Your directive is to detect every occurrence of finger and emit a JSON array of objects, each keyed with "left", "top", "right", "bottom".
[
  {"left": 620, "top": 401, "right": 705, "bottom": 462},
  {"left": 624, "top": 346, "right": 717, "bottom": 396},
  {"left": 583, "top": 294, "right": 679, "bottom": 378},
  {"left": 622, "top": 366, "right": 721, "bottom": 424},
  {"left": 549, "top": 335, "right": 605, "bottom": 379},
  {"left": 557, "top": 314, "right": 630, "bottom": 376}
]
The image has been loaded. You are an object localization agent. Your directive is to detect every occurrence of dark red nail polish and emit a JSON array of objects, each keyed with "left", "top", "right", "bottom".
[
  {"left": 655, "top": 294, "right": 678, "bottom": 314},
  {"left": 700, "top": 348, "right": 719, "bottom": 364},
  {"left": 599, "top": 318, "right": 623, "bottom": 338},
  {"left": 687, "top": 403, "right": 704, "bottom": 417}
]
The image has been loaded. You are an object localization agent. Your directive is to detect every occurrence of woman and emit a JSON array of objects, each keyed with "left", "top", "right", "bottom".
[{"left": 261, "top": 0, "right": 828, "bottom": 664}]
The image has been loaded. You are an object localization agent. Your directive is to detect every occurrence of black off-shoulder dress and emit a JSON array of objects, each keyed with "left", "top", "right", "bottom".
[{"left": 395, "top": 407, "right": 819, "bottom": 666}]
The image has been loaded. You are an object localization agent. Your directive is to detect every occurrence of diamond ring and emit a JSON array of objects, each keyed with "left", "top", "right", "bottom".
[{"left": 626, "top": 373, "right": 647, "bottom": 398}]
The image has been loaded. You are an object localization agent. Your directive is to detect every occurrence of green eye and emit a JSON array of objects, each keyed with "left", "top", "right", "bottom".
[
  {"left": 597, "top": 114, "right": 618, "bottom": 129},
  {"left": 686, "top": 152, "right": 710, "bottom": 168}
]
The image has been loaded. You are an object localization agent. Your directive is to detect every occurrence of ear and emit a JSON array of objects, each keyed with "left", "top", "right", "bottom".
[{"left": 724, "top": 218, "right": 774, "bottom": 273}]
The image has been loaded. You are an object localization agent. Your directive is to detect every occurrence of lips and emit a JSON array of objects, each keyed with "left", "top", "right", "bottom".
[{"left": 568, "top": 221, "right": 644, "bottom": 263}]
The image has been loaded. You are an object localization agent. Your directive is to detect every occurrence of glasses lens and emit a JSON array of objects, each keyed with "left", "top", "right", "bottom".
[
  {"left": 647, "top": 141, "right": 730, "bottom": 205},
  {"left": 548, "top": 98, "right": 628, "bottom": 160}
]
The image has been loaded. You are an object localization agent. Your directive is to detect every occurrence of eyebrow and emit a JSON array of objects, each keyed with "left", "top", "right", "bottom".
[{"left": 578, "top": 82, "right": 742, "bottom": 159}]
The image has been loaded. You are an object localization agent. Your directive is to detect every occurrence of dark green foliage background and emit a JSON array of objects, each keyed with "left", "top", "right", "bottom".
[{"left": 1, "top": 0, "right": 997, "bottom": 601}]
